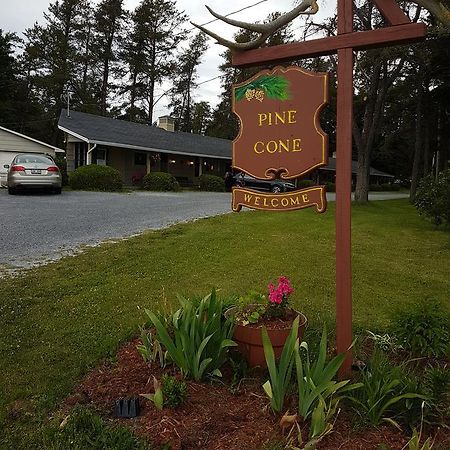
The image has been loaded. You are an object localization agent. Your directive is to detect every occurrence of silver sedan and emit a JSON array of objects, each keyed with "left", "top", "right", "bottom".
[{"left": 5, "top": 154, "right": 62, "bottom": 195}]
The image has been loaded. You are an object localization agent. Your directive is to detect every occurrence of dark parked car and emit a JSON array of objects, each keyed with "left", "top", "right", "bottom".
[{"left": 231, "top": 172, "right": 295, "bottom": 193}]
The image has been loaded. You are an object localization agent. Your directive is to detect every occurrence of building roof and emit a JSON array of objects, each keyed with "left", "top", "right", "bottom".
[
  {"left": 321, "top": 156, "right": 394, "bottom": 178},
  {"left": 58, "top": 109, "right": 231, "bottom": 160},
  {"left": 0, "top": 125, "right": 65, "bottom": 153}
]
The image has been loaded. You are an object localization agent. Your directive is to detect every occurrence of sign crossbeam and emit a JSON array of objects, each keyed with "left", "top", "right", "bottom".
[
  {"left": 232, "top": 22, "right": 426, "bottom": 68},
  {"left": 230, "top": 0, "right": 426, "bottom": 377}
]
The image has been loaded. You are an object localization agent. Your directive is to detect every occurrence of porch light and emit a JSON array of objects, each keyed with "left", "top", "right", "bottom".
[
  {"left": 169, "top": 159, "right": 176, "bottom": 164},
  {"left": 189, "top": 161, "right": 194, "bottom": 165}
]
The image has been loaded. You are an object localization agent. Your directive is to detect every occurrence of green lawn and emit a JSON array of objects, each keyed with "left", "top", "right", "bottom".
[{"left": 1, "top": 199, "right": 449, "bottom": 447}]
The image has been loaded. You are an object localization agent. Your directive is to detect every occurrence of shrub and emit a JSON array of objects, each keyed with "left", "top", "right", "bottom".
[
  {"left": 142, "top": 172, "right": 180, "bottom": 192},
  {"left": 325, "top": 182, "right": 336, "bottom": 192},
  {"left": 198, "top": 174, "right": 225, "bottom": 192},
  {"left": 297, "top": 179, "right": 315, "bottom": 189},
  {"left": 414, "top": 170, "right": 450, "bottom": 226},
  {"left": 391, "top": 300, "right": 450, "bottom": 357},
  {"left": 162, "top": 375, "right": 187, "bottom": 408},
  {"left": 69, "top": 165, "right": 123, "bottom": 191}
]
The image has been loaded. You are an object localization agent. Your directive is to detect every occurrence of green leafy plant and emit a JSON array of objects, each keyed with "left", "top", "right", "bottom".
[
  {"left": 229, "top": 353, "right": 249, "bottom": 394},
  {"left": 422, "top": 364, "right": 450, "bottom": 424},
  {"left": 406, "top": 428, "right": 434, "bottom": 450},
  {"left": 136, "top": 326, "right": 165, "bottom": 367},
  {"left": 161, "top": 375, "right": 187, "bottom": 408},
  {"left": 414, "top": 170, "right": 450, "bottom": 226},
  {"left": 42, "top": 405, "right": 149, "bottom": 449},
  {"left": 261, "top": 316, "right": 299, "bottom": 413},
  {"left": 146, "top": 289, "right": 236, "bottom": 380},
  {"left": 140, "top": 376, "right": 164, "bottom": 410},
  {"left": 69, "top": 164, "right": 123, "bottom": 191},
  {"left": 391, "top": 300, "right": 450, "bottom": 357},
  {"left": 198, "top": 174, "right": 225, "bottom": 192},
  {"left": 367, "top": 330, "right": 403, "bottom": 353},
  {"left": 295, "top": 326, "right": 361, "bottom": 421},
  {"left": 142, "top": 171, "right": 180, "bottom": 191},
  {"left": 404, "top": 402, "right": 435, "bottom": 450},
  {"left": 348, "top": 351, "right": 425, "bottom": 428}
]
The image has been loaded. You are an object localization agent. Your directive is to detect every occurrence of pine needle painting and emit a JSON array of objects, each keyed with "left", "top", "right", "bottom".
[{"left": 235, "top": 75, "right": 290, "bottom": 103}]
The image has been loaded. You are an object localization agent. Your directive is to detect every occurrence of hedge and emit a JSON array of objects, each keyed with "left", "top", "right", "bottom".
[
  {"left": 415, "top": 170, "right": 450, "bottom": 226},
  {"left": 198, "top": 174, "right": 225, "bottom": 192},
  {"left": 142, "top": 172, "right": 180, "bottom": 191},
  {"left": 69, "top": 165, "right": 123, "bottom": 191}
]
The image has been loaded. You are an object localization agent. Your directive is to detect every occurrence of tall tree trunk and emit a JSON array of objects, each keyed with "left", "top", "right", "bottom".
[
  {"left": 100, "top": 20, "right": 116, "bottom": 116},
  {"left": 354, "top": 62, "right": 382, "bottom": 203},
  {"left": 82, "top": 23, "right": 92, "bottom": 94},
  {"left": 410, "top": 77, "right": 424, "bottom": 202},
  {"left": 147, "top": 76, "right": 155, "bottom": 125},
  {"left": 147, "top": 42, "right": 156, "bottom": 124}
]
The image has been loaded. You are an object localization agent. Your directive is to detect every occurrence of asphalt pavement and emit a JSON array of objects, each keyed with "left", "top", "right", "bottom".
[
  {"left": 0, "top": 189, "right": 408, "bottom": 270},
  {"left": 0, "top": 190, "right": 232, "bottom": 270}
]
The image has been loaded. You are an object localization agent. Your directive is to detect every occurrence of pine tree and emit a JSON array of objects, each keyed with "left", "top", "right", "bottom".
[
  {"left": 169, "top": 32, "right": 208, "bottom": 132},
  {"left": 23, "top": 0, "right": 92, "bottom": 142},
  {"left": 121, "top": 0, "right": 187, "bottom": 124},
  {"left": 0, "top": 31, "right": 20, "bottom": 126},
  {"left": 92, "top": 0, "right": 126, "bottom": 115},
  {"left": 191, "top": 101, "right": 212, "bottom": 135}
]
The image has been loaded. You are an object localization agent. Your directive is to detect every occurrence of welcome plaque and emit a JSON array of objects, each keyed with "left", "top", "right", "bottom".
[{"left": 231, "top": 66, "right": 329, "bottom": 212}]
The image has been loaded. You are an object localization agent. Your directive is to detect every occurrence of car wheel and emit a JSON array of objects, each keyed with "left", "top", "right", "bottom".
[
  {"left": 271, "top": 185, "right": 282, "bottom": 194},
  {"left": 54, "top": 187, "right": 62, "bottom": 195},
  {"left": 8, "top": 187, "right": 16, "bottom": 195}
]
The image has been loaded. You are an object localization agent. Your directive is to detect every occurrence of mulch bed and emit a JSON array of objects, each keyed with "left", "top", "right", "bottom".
[{"left": 63, "top": 339, "right": 450, "bottom": 450}]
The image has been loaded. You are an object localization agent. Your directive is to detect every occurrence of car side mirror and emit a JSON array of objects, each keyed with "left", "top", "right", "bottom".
[{"left": 3, "top": 164, "right": 9, "bottom": 169}]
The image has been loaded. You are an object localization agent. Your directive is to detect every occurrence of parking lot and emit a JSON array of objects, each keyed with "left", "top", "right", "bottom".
[
  {"left": 0, "top": 189, "right": 408, "bottom": 271},
  {"left": 0, "top": 190, "right": 232, "bottom": 269}
]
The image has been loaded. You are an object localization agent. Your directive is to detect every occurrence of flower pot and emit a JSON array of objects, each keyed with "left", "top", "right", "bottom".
[{"left": 225, "top": 306, "right": 307, "bottom": 368}]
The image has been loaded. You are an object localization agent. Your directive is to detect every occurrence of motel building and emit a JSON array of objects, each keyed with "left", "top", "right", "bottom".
[{"left": 58, "top": 110, "right": 393, "bottom": 187}]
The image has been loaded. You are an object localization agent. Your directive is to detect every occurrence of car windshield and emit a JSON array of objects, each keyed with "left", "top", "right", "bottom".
[{"left": 15, "top": 155, "right": 53, "bottom": 164}]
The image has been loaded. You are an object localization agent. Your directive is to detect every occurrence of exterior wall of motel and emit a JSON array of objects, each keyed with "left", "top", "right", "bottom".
[{"left": 64, "top": 137, "right": 229, "bottom": 186}]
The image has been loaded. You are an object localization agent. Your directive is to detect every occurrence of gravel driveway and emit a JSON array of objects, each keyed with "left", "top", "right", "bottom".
[
  {"left": 0, "top": 189, "right": 407, "bottom": 271},
  {"left": 0, "top": 190, "right": 232, "bottom": 270}
]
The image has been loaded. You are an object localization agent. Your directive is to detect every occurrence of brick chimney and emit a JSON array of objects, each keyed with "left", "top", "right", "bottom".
[{"left": 157, "top": 115, "right": 175, "bottom": 132}]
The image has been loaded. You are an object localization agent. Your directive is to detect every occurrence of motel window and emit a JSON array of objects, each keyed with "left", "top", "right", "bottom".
[
  {"left": 134, "top": 152, "right": 146, "bottom": 166},
  {"left": 93, "top": 147, "right": 107, "bottom": 165}
]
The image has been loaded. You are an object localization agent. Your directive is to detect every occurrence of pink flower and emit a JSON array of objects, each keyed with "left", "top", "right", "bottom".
[{"left": 267, "top": 276, "right": 293, "bottom": 305}]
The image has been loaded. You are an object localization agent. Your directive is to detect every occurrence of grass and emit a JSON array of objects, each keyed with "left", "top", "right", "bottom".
[{"left": 0, "top": 199, "right": 449, "bottom": 448}]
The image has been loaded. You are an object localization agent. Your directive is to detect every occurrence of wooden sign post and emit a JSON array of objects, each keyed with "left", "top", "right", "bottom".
[{"left": 230, "top": 0, "right": 426, "bottom": 376}]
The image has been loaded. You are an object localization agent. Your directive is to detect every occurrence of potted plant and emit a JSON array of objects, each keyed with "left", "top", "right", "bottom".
[{"left": 225, "top": 276, "right": 307, "bottom": 367}]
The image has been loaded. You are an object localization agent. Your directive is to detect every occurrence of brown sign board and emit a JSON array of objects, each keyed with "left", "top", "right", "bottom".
[
  {"left": 232, "top": 66, "right": 329, "bottom": 180},
  {"left": 232, "top": 185, "right": 327, "bottom": 213}
]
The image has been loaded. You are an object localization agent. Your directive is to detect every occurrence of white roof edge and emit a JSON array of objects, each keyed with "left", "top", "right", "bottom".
[
  {"left": 0, "top": 125, "right": 65, "bottom": 153},
  {"left": 58, "top": 126, "right": 90, "bottom": 144}
]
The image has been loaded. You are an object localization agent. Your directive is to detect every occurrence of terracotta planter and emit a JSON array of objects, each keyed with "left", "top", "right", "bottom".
[{"left": 225, "top": 306, "right": 307, "bottom": 368}]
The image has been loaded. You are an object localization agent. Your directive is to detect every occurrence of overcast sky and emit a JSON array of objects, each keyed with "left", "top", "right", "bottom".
[{"left": 1, "top": 0, "right": 334, "bottom": 119}]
